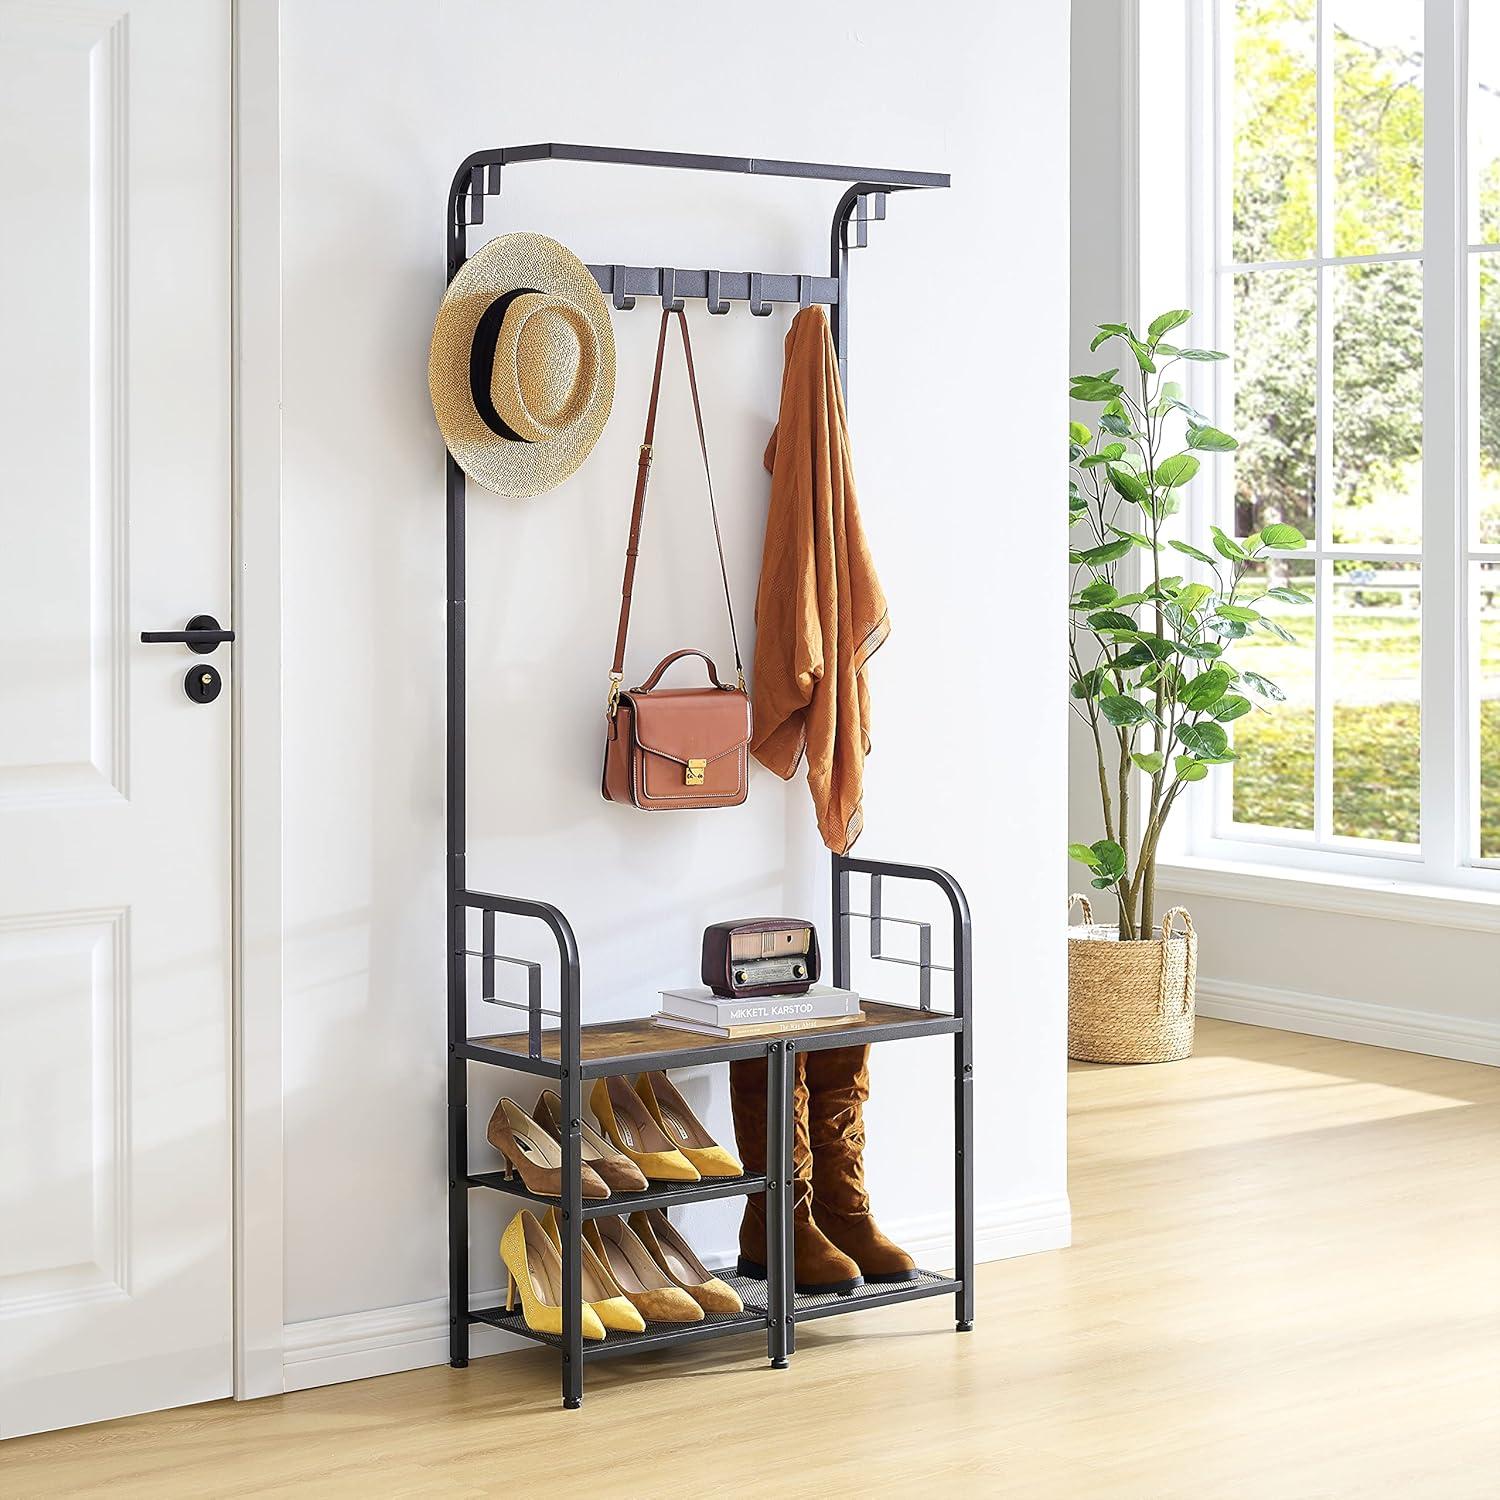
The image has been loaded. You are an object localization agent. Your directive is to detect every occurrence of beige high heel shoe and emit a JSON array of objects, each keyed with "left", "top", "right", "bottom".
[
  {"left": 486, "top": 1097, "right": 610, "bottom": 1200},
  {"left": 629, "top": 1207, "right": 744, "bottom": 1315},
  {"left": 499, "top": 1210, "right": 605, "bottom": 1341},
  {"left": 635, "top": 1070, "right": 744, "bottom": 1179},
  {"left": 535, "top": 1088, "right": 649, "bottom": 1195},
  {"left": 589, "top": 1076, "right": 698, "bottom": 1183},
  {"left": 583, "top": 1217, "right": 704, "bottom": 1324},
  {"left": 537, "top": 1208, "right": 645, "bottom": 1334}
]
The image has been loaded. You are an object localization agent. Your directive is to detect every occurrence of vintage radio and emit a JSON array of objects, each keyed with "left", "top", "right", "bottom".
[{"left": 701, "top": 918, "right": 821, "bottom": 999}]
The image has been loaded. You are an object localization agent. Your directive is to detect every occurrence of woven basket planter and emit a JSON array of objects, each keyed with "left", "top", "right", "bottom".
[{"left": 1067, "top": 895, "right": 1197, "bottom": 1064}]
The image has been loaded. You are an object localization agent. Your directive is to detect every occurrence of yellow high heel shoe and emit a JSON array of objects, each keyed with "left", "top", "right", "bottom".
[
  {"left": 589, "top": 1075, "right": 699, "bottom": 1182},
  {"left": 635, "top": 1070, "right": 744, "bottom": 1179},
  {"left": 539, "top": 1208, "right": 646, "bottom": 1334},
  {"left": 499, "top": 1210, "right": 605, "bottom": 1342}
]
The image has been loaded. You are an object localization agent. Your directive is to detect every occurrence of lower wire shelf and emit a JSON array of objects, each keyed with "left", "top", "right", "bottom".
[{"left": 468, "top": 1267, "right": 960, "bottom": 1362}]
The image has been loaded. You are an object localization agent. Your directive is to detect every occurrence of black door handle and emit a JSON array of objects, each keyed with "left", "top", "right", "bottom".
[{"left": 140, "top": 613, "right": 235, "bottom": 654}]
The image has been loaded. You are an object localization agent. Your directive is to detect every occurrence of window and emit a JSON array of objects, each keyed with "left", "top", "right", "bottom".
[{"left": 1179, "top": 0, "right": 1500, "bottom": 887}]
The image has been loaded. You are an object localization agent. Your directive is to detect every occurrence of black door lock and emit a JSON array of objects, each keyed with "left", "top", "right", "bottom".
[{"left": 185, "top": 665, "right": 222, "bottom": 704}]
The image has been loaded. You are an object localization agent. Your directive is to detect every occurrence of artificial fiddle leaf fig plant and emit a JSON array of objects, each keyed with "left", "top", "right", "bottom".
[{"left": 1068, "top": 310, "right": 1307, "bottom": 938}]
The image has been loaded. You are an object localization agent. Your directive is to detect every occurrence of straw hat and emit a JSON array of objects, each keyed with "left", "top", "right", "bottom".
[{"left": 429, "top": 232, "right": 615, "bottom": 497}]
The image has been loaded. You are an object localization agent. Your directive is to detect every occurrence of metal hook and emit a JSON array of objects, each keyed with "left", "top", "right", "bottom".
[
  {"left": 705, "top": 269, "right": 731, "bottom": 315},
  {"left": 611, "top": 266, "right": 635, "bottom": 311},
  {"left": 748, "top": 271, "right": 773, "bottom": 317},
  {"left": 659, "top": 267, "right": 685, "bottom": 312}
]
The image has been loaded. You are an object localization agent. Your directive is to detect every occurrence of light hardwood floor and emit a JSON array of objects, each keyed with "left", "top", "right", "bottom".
[{"left": 4, "top": 1018, "right": 1498, "bottom": 1498}]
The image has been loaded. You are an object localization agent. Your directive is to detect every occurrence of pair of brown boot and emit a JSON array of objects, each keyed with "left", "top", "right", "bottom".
[{"left": 729, "top": 1044, "right": 916, "bottom": 1294}]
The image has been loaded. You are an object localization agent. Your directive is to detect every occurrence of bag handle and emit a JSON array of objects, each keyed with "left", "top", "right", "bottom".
[
  {"left": 1067, "top": 893, "right": 1094, "bottom": 925},
  {"left": 609, "top": 308, "right": 743, "bottom": 711},
  {"left": 632, "top": 648, "right": 731, "bottom": 694},
  {"left": 1157, "top": 906, "right": 1197, "bottom": 1017}
]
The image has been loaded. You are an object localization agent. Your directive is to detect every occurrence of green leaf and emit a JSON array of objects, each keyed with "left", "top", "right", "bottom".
[
  {"left": 1086, "top": 610, "right": 1139, "bottom": 632},
  {"left": 1169, "top": 538, "right": 1220, "bottom": 566},
  {"left": 1210, "top": 525, "right": 1247, "bottom": 561},
  {"left": 1179, "top": 667, "right": 1231, "bottom": 711},
  {"left": 1068, "top": 842, "right": 1100, "bottom": 867},
  {"left": 1173, "top": 582, "right": 1214, "bottom": 615},
  {"left": 1211, "top": 694, "right": 1252, "bottom": 722},
  {"left": 1188, "top": 423, "right": 1239, "bottom": 451},
  {"left": 1258, "top": 617, "right": 1298, "bottom": 644},
  {"left": 1099, "top": 694, "right": 1151, "bottom": 727},
  {"left": 1259, "top": 523, "right": 1307, "bottom": 550},
  {"left": 1179, "top": 640, "right": 1224, "bottom": 659},
  {"left": 1078, "top": 538, "right": 1133, "bottom": 566},
  {"left": 1128, "top": 339, "right": 1156, "bottom": 373},
  {"left": 1071, "top": 669, "right": 1103, "bottom": 699},
  {"left": 1130, "top": 634, "right": 1178, "bottom": 660},
  {"left": 1089, "top": 329, "right": 1113, "bottom": 352},
  {"left": 1089, "top": 839, "right": 1127, "bottom": 881},
  {"left": 1175, "top": 348, "right": 1229, "bottom": 362},
  {"left": 1159, "top": 390, "right": 1207, "bottom": 423},
  {"left": 1148, "top": 308, "right": 1192, "bottom": 341},
  {"left": 1071, "top": 376, "right": 1125, "bottom": 403},
  {"left": 1266, "top": 586, "right": 1312, "bottom": 604},
  {"left": 1215, "top": 604, "right": 1260, "bottom": 623},
  {"left": 1098, "top": 412, "right": 1133, "bottom": 438},
  {"left": 1173, "top": 757, "right": 1209, "bottom": 783},
  {"left": 1077, "top": 580, "right": 1118, "bottom": 607},
  {"left": 1069, "top": 420, "right": 1092, "bottom": 446},
  {"left": 1107, "top": 465, "right": 1151, "bottom": 508},
  {"left": 1132, "top": 751, "right": 1165, "bottom": 774},
  {"left": 1240, "top": 670, "right": 1287, "bottom": 702},
  {"left": 1155, "top": 454, "right": 1201, "bottom": 489},
  {"left": 1177, "top": 721, "right": 1229, "bottom": 758}
]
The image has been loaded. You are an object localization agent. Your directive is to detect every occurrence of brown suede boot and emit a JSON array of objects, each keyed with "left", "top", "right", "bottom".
[
  {"left": 805, "top": 1044, "right": 917, "bottom": 1283},
  {"left": 729, "top": 1056, "right": 864, "bottom": 1295}
]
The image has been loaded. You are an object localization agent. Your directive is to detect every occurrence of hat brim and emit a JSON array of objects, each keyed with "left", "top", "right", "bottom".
[{"left": 429, "top": 233, "right": 615, "bottom": 498}]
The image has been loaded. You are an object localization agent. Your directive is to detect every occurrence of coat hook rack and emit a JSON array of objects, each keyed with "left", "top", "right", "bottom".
[{"left": 441, "top": 144, "right": 959, "bottom": 1411}]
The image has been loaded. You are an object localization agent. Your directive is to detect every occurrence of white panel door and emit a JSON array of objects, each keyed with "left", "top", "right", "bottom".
[{"left": 0, "top": 0, "right": 232, "bottom": 1438}]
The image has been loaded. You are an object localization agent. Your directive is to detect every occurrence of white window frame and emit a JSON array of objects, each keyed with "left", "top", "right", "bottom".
[{"left": 1167, "top": 0, "right": 1500, "bottom": 894}]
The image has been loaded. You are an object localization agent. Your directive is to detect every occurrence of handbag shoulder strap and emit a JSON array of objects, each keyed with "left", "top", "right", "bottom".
[{"left": 609, "top": 308, "right": 743, "bottom": 701}]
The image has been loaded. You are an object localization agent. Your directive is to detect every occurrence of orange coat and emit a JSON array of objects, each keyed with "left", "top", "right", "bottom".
[{"left": 751, "top": 307, "right": 889, "bottom": 854}]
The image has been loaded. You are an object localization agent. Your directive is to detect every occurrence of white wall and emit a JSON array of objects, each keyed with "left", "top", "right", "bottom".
[
  {"left": 1070, "top": 3, "right": 1500, "bottom": 1064},
  {"left": 277, "top": 0, "right": 1072, "bottom": 1380}
]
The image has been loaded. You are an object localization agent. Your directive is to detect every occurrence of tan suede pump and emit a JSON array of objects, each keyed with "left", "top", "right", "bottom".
[
  {"left": 629, "top": 1208, "right": 743, "bottom": 1315},
  {"left": 534, "top": 1088, "right": 649, "bottom": 1195},
  {"left": 584, "top": 1217, "right": 704, "bottom": 1324},
  {"left": 635, "top": 1071, "right": 744, "bottom": 1179},
  {"left": 486, "top": 1096, "right": 610, "bottom": 1200}
]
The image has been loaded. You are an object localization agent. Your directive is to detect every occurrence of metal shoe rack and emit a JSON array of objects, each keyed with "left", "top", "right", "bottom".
[{"left": 444, "top": 144, "right": 973, "bottom": 1409}]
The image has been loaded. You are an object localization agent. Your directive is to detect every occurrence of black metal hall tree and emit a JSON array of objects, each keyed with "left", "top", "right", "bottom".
[{"left": 443, "top": 143, "right": 974, "bottom": 1409}]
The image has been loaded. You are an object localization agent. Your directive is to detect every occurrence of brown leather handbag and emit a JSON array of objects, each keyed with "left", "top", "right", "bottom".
[{"left": 602, "top": 308, "right": 751, "bottom": 811}]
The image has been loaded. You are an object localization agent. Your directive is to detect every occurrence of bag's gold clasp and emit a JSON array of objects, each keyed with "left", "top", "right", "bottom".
[
  {"left": 685, "top": 758, "right": 707, "bottom": 786},
  {"left": 606, "top": 673, "right": 622, "bottom": 717}
]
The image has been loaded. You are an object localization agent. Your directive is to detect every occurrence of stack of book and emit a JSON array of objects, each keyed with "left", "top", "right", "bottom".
[{"left": 653, "top": 984, "right": 864, "bottom": 1038}]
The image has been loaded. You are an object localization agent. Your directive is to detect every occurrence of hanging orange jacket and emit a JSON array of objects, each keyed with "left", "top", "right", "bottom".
[{"left": 751, "top": 306, "right": 889, "bottom": 854}]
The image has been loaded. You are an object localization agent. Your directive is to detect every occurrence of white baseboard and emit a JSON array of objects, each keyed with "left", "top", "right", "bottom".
[
  {"left": 281, "top": 1193, "right": 1072, "bottom": 1394},
  {"left": 1196, "top": 978, "right": 1500, "bottom": 1068}
]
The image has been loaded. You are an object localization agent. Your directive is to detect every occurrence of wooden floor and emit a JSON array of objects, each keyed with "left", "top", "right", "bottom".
[{"left": 5, "top": 1019, "right": 1498, "bottom": 1498}]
